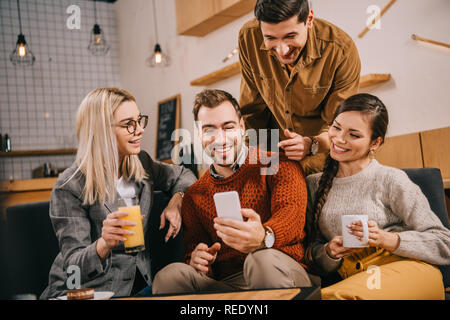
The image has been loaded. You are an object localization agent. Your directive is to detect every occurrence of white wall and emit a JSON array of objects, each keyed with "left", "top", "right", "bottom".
[
  {"left": 115, "top": 0, "right": 450, "bottom": 160},
  {"left": 313, "top": 0, "right": 450, "bottom": 138}
]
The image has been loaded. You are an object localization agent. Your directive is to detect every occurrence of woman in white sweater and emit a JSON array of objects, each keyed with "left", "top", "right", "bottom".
[{"left": 305, "top": 93, "right": 450, "bottom": 300}]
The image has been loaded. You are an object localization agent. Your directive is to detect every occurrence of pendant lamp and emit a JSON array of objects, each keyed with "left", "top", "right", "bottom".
[
  {"left": 88, "top": 0, "right": 110, "bottom": 56},
  {"left": 146, "top": 0, "right": 169, "bottom": 67},
  {"left": 10, "top": 0, "right": 35, "bottom": 66}
]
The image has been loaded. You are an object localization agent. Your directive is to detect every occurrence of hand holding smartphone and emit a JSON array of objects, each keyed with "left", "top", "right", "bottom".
[{"left": 213, "top": 191, "right": 243, "bottom": 221}]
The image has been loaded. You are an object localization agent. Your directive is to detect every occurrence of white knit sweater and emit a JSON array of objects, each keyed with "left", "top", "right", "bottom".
[{"left": 305, "top": 159, "right": 450, "bottom": 274}]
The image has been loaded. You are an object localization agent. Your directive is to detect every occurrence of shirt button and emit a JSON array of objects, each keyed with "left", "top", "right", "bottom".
[
  {"left": 286, "top": 88, "right": 290, "bottom": 92},
  {"left": 285, "top": 110, "right": 290, "bottom": 114}
]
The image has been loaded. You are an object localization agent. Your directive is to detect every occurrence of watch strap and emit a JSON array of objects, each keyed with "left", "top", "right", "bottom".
[{"left": 307, "top": 136, "right": 319, "bottom": 156}]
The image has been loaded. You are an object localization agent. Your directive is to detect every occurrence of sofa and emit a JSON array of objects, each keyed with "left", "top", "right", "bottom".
[
  {"left": 4, "top": 190, "right": 182, "bottom": 298},
  {"left": 3, "top": 168, "right": 449, "bottom": 299}
]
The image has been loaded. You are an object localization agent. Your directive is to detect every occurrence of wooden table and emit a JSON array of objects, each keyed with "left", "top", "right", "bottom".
[{"left": 114, "top": 286, "right": 321, "bottom": 300}]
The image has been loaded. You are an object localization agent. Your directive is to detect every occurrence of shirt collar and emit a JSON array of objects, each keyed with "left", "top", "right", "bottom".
[{"left": 209, "top": 145, "right": 248, "bottom": 179}]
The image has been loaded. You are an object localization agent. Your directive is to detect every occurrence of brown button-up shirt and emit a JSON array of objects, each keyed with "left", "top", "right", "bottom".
[{"left": 239, "top": 18, "right": 361, "bottom": 174}]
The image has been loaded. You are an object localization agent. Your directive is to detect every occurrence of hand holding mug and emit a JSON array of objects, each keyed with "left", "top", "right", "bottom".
[
  {"left": 341, "top": 215, "right": 369, "bottom": 248},
  {"left": 325, "top": 236, "right": 361, "bottom": 259},
  {"left": 347, "top": 220, "right": 400, "bottom": 252}
]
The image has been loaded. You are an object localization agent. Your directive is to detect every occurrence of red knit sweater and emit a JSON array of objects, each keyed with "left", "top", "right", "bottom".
[{"left": 181, "top": 147, "right": 308, "bottom": 279}]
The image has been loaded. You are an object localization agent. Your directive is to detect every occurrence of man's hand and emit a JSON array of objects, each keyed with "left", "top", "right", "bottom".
[
  {"left": 189, "top": 242, "right": 221, "bottom": 274},
  {"left": 278, "top": 129, "right": 311, "bottom": 161},
  {"left": 213, "top": 209, "right": 265, "bottom": 254},
  {"left": 160, "top": 192, "right": 183, "bottom": 242}
]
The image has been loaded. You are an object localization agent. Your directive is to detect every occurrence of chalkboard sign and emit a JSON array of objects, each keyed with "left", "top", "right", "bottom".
[{"left": 155, "top": 94, "right": 181, "bottom": 162}]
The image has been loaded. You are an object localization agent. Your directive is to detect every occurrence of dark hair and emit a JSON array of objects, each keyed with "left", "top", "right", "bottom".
[
  {"left": 254, "top": 0, "right": 310, "bottom": 24},
  {"left": 193, "top": 89, "right": 241, "bottom": 121},
  {"left": 311, "top": 93, "right": 389, "bottom": 238}
]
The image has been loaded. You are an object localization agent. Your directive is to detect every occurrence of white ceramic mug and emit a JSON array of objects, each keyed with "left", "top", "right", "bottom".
[{"left": 341, "top": 215, "right": 369, "bottom": 248}]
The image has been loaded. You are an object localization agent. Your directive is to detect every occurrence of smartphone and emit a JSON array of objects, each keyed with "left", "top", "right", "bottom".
[{"left": 213, "top": 191, "right": 243, "bottom": 221}]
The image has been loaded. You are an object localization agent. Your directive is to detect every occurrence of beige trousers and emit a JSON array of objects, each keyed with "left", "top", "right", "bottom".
[{"left": 152, "top": 249, "right": 314, "bottom": 295}]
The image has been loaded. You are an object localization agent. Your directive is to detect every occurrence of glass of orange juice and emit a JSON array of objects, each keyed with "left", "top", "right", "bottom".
[{"left": 118, "top": 196, "right": 145, "bottom": 254}]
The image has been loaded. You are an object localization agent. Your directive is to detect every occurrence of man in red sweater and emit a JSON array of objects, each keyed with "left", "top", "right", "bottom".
[{"left": 152, "top": 89, "right": 315, "bottom": 294}]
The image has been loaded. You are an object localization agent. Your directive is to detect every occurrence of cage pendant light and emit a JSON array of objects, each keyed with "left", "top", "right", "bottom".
[
  {"left": 88, "top": 0, "right": 110, "bottom": 56},
  {"left": 146, "top": 0, "right": 169, "bottom": 67},
  {"left": 10, "top": 0, "right": 35, "bottom": 66}
]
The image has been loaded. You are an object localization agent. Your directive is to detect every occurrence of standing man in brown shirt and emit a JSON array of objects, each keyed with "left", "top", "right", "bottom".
[{"left": 239, "top": 0, "right": 361, "bottom": 175}]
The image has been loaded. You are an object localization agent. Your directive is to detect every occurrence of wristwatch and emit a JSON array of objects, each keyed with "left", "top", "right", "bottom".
[
  {"left": 307, "top": 136, "right": 319, "bottom": 156},
  {"left": 263, "top": 226, "right": 275, "bottom": 248}
]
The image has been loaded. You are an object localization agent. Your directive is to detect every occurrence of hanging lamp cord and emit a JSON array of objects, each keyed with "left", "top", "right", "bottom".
[
  {"left": 16, "top": 0, "right": 23, "bottom": 34},
  {"left": 152, "top": 0, "right": 159, "bottom": 43},
  {"left": 94, "top": 0, "right": 98, "bottom": 24}
]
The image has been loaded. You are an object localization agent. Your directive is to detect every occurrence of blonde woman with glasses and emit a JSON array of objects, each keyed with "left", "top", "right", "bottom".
[{"left": 40, "top": 88, "right": 196, "bottom": 299}]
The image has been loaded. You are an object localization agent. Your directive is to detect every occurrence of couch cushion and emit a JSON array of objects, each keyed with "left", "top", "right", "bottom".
[
  {"left": 403, "top": 168, "right": 450, "bottom": 288},
  {"left": 6, "top": 201, "right": 58, "bottom": 296}
]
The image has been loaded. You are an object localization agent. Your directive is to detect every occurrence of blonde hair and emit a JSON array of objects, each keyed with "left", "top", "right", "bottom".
[{"left": 70, "top": 87, "right": 147, "bottom": 205}]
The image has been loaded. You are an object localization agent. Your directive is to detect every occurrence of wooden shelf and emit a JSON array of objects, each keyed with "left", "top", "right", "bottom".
[
  {"left": 190, "top": 62, "right": 240, "bottom": 86},
  {"left": 0, "top": 177, "right": 58, "bottom": 192},
  {"left": 359, "top": 73, "right": 391, "bottom": 88},
  {"left": 0, "top": 148, "right": 76, "bottom": 157},
  {"left": 191, "top": 64, "right": 391, "bottom": 89}
]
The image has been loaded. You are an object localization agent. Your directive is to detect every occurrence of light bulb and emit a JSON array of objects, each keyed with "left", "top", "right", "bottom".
[
  {"left": 18, "top": 43, "right": 26, "bottom": 57},
  {"left": 94, "top": 34, "right": 102, "bottom": 45},
  {"left": 155, "top": 52, "right": 162, "bottom": 64}
]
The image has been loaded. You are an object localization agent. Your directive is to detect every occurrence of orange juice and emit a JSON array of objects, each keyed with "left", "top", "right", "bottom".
[{"left": 119, "top": 205, "right": 145, "bottom": 253}]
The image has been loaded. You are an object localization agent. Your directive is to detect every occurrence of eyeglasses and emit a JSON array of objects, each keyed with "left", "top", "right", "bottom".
[{"left": 114, "top": 115, "right": 149, "bottom": 134}]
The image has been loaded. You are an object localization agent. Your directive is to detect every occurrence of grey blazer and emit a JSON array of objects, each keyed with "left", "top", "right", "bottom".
[{"left": 40, "top": 151, "right": 196, "bottom": 299}]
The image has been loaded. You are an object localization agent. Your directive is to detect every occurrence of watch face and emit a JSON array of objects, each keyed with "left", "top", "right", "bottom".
[{"left": 265, "top": 233, "right": 275, "bottom": 248}]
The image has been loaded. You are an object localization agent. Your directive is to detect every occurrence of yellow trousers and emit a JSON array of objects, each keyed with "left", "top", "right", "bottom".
[{"left": 321, "top": 247, "right": 445, "bottom": 300}]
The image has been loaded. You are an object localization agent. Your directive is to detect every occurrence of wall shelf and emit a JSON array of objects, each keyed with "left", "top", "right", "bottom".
[
  {"left": 0, "top": 148, "right": 76, "bottom": 158},
  {"left": 359, "top": 73, "right": 391, "bottom": 88},
  {"left": 0, "top": 177, "right": 58, "bottom": 192},
  {"left": 191, "top": 63, "right": 391, "bottom": 89},
  {"left": 190, "top": 62, "right": 240, "bottom": 86}
]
